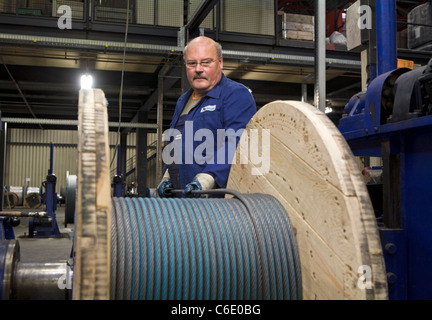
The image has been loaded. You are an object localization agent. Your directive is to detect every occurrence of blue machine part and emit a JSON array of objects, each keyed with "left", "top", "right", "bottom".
[
  {"left": 391, "top": 60, "right": 432, "bottom": 122},
  {"left": 376, "top": 0, "right": 397, "bottom": 75},
  {"left": 379, "top": 228, "right": 407, "bottom": 300},
  {"left": 113, "top": 175, "right": 124, "bottom": 197},
  {"left": 29, "top": 173, "right": 60, "bottom": 238},
  {"left": 113, "top": 145, "right": 125, "bottom": 197},
  {"left": 338, "top": 59, "right": 432, "bottom": 299},
  {"left": 0, "top": 218, "right": 17, "bottom": 240},
  {"left": 339, "top": 67, "right": 411, "bottom": 140},
  {"left": 29, "top": 143, "right": 61, "bottom": 238},
  {"left": 338, "top": 0, "right": 432, "bottom": 298}
]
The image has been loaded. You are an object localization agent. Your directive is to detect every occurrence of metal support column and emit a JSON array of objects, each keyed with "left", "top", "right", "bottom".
[
  {"left": 301, "top": 83, "right": 308, "bottom": 102},
  {"left": 136, "top": 112, "right": 148, "bottom": 197},
  {"left": 376, "top": 0, "right": 397, "bottom": 75},
  {"left": 314, "top": 0, "right": 326, "bottom": 112},
  {"left": 120, "top": 134, "right": 127, "bottom": 176}
]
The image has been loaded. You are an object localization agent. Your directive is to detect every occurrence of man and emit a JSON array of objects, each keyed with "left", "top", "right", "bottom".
[{"left": 158, "top": 36, "right": 256, "bottom": 198}]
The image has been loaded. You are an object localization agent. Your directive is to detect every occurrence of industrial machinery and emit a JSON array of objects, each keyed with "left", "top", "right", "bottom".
[
  {"left": 28, "top": 143, "right": 61, "bottom": 238},
  {"left": 0, "top": 88, "right": 387, "bottom": 300},
  {"left": 1, "top": 144, "right": 61, "bottom": 239},
  {"left": 339, "top": 60, "right": 432, "bottom": 300},
  {"left": 0, "top": 89, "right": 307, "bottom": 300},
  {"left": 337, "top": 1, "right": 432, "bottom": 300}
]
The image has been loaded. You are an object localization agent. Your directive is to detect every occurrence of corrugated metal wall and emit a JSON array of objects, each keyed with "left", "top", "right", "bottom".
[{"left": 5, "top": 128, "right": 158, "bottom": 195}]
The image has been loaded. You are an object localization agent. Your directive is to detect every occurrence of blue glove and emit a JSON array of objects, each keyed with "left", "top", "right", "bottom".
[
  {"left": 184, "top": 178, "right": 202, "bottom": 198},
  {"left": 157, "top": 179, "right": 173, "bottom": 198}
]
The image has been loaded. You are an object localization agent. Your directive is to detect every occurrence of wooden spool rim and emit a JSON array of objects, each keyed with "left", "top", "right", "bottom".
[
  {"left": 227, "top": 100, "right": 388, "bottom": 300},
  {"left": 73, "top": 89, "right": 111, "bottom": 300}
]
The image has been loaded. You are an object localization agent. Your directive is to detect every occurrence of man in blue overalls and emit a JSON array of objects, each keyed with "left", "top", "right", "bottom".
[{"left": 157, "top": 36, "right": 257, "bottom": 198}]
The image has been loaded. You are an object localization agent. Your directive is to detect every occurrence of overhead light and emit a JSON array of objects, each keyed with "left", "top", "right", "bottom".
[
  {"left": 80, "top": 74, "right": 93, "bottom": 90},
  {"left": 325, "top": 107, "right": 333, "bottom": 114}
]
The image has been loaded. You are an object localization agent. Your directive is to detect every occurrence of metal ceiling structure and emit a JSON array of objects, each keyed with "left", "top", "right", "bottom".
[{"left": 0, "top": 0, "right": 430, "bottom": 132}]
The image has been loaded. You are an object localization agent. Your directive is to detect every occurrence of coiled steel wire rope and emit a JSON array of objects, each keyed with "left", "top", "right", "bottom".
[{"left": 110, "top": 190, "right": 302, "bottom": 300}]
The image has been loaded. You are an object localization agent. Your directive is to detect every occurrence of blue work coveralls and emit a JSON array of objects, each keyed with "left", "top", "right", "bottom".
[{"left": 164, "top": 73, "right": 257, "bottom": 191}]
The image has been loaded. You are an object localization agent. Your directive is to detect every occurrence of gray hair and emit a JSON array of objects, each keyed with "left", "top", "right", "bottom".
[{"left": 183, "top": 37, "right": 223, "bottom": 61}]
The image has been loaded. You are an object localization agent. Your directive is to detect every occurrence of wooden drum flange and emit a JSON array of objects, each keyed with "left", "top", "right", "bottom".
[
  {"left": 73, "top": 89, "right": 111, "bottom": 300},
  {"left": 227, "top": 100, "right": 388, "bottom": 300}
]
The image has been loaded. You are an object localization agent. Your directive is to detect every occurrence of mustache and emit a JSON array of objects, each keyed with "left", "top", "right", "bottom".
[{"left": 193, "top": 75, "right": 208, "bottom": 80}]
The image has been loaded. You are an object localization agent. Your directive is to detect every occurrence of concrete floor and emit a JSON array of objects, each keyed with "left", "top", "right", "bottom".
[{"left": 9, "top": 205, "right": 74, "bottom": 263}]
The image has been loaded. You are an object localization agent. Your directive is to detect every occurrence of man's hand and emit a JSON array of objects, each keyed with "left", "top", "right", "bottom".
[
  {"left": 184, "top": 178, "right": 202, "bottom": 198},
  {"left": 157, "top": 179, "right": 173, "bottom": 198}
]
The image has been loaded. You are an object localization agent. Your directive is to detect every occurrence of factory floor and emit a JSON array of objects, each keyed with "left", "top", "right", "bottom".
[{"left": 10, "top": 205, "right": 74, "bottom": 263}]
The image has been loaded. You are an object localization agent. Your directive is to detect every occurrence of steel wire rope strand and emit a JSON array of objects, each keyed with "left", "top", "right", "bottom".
[
  {"left": 203, "top": 198, "right": 233, "bottom": 299},
  {"left": 214, "top": 198, "right": 247, "bottom": 299},
  {"left": 265, "top": 195, "right": 302, "bottom": 299},
  {"left": 131, "top": 198, "right": 149, "bottom": 299},
  {"left": 149, "top": 197, "right": 171, "bottom": 300},
  {"left": 164, "top": 198, "right": 190, "bottom": 299},
  {"left": 226, "top": 197, "right": 257, "bottom": 299},
  {"left": 165, "top": 188, "right": 270, "bottom": 299},
  {"left": 110, "top": 199, "right": 118, "bottom": 299},
  {"left": 183, "top": 199, "right": 210, "bottom": 300},
  {"left": 191, "top": 199, "right": 215, "bottom": 299},
  {"left": 115, "top": 198, "right": 133, "bottom": 299},
  {"left": 141, "top": 198, "right": 158, "bottom": 299},
  {"left": 112, "top": 198, "right": 125, "bottom": 299},
  {"left": 188, "top": 188, "right": 302, "bottom": 299},
  {"left": 174, "top": 198, "right": 200, "bottom": 299},
  {"left": 124, "top": 198, "right": 140, "bottom": 299},
  {"left": 110, "top": 192, "right": 302, "bottom": 300},
  {"left": 164, "top": 198, "right": 185, "bottom": 300},
  {"left": 129, "top": 198, "right": 146, "bottom": 299},
  {"left": 196, "top": 199, "right": 224, "bottom": 299},
  {"left": 160, "top": 198, "right": 181, "bottom": 300},
  {"left": 253, "top": 195, "right": 289, "bottom": 299},
  {"left": 209, "top": 198, "right": 251, "bottom": 299}
]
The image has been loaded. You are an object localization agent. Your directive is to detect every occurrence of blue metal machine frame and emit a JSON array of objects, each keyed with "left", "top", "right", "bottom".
[
  {"left": 338, "top": 0, "right": 432, "bottom": 299},
  {"left": 113, "top": 145, "right": 124, "bottom": 197},
  {"left": 0, "top": 218, "right": 16, "bottom": 240},
  {"left": 28, "top": 143, "right": 60, "bottom": 238}
]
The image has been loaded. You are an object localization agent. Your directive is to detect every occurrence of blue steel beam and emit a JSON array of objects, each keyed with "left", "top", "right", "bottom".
[{"left": 376, "top": 0, "right": 398, "bottom": 75}]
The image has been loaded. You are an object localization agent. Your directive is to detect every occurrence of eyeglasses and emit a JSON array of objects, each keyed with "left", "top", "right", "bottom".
[{"left": 185, "top": 59, "right": 215, "bottom": 69}]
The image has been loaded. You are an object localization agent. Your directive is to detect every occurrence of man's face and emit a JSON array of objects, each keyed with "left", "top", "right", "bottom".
[{"left": 184, "top": 41, "right": 223, "bottom": 96}]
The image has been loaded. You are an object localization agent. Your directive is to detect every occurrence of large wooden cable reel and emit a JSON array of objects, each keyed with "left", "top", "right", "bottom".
[
  {"left": 72, "top": 90, "right": 387, "bottom": 300},
  {"left": 227, "top": 100, "right": 388, "bottom": 300}
]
